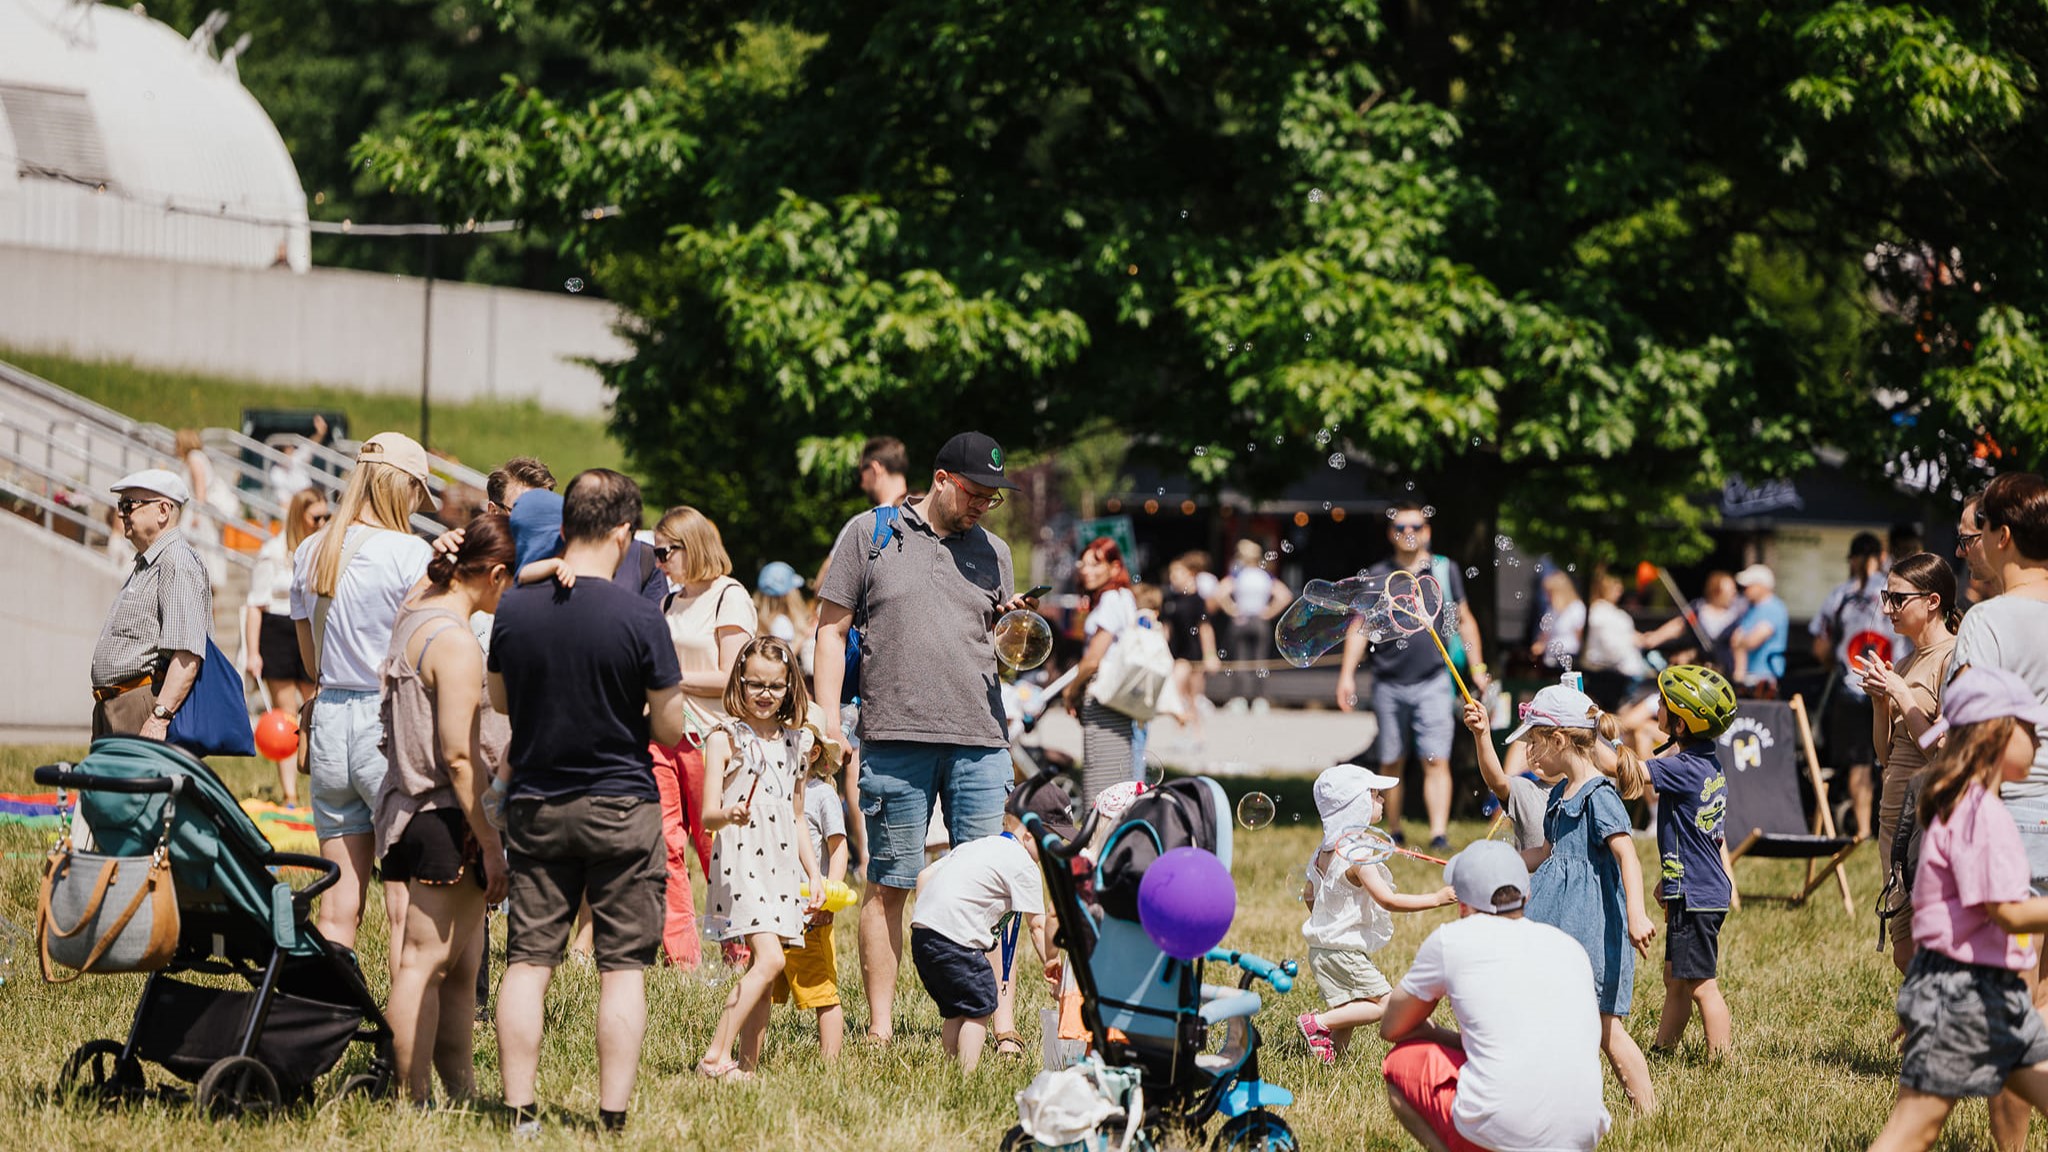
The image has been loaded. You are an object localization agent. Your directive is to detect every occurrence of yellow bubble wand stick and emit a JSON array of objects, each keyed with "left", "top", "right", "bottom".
[{"left": 1382, "top": 569, "right": 1476, "bottom": 710}]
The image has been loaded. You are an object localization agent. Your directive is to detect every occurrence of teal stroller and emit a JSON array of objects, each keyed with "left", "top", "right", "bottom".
[{"left": 36, "top": 737, "right": 394, "bottom": 1116}]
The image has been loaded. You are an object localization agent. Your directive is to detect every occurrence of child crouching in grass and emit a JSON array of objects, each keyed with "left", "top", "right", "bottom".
[
  {"left": 910, "top": 785, "right": 1068, "bottom": 1073},
  {"left": 1871, "top": 666, "right": 2048, "bottom": 1151},
  {"left": 1297, "top": 764, "right": 1456, "bottom": 1065}
]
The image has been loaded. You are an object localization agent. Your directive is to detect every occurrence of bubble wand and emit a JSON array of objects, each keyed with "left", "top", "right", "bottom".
[
  {"left": 1335, "top": 825, "right": 1450, "bottom": 867},
  {"left": 1381, "top": 569, "right": 1476, "bottom": 709}
]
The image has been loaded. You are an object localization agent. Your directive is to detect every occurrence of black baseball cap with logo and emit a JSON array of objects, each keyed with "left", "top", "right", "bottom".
[{"left": 934, "top": 431, "right": 1020, "bottom": 491}]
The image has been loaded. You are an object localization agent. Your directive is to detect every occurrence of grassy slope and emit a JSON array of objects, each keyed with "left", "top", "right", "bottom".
[
  {"left": 0, "top": 745, "right": 2001, "bottom": 1151},
  {"left": 1, "top": 346, "right": 629, "bottom": 484}
]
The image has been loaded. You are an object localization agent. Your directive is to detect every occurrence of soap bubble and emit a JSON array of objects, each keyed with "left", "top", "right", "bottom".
[
  {"left": 1275, "top": 575, "right": 1399, "bottom": 667},
  {"left": 1236, "top": 792, "right": 1277, "bottom": 830},
  {"left": 1280, "top": 541, "right": 1294, "bottom": 553},
  {"left": 1194, "top": 446, "right": 1207, "bottom": 456},
  {"left": 1315, "top": 429, "right": 1333, "bottom": 447},
  {"left": 1308, "top": 188, "right": 1324, "bottom": 203},
  {"left": 1404, "top": 481, "right": 1415, "bottom": 491},
  {"left": 565, "top": 277, "right": 585, "bottom": 293},
  {"left": 1465, "top": 567, "right": 1478, "bottom": 578},
  {"left": 1144, "top": 753, "right": 1168, "bottom": 787},
  {"left": 1422, "top": 505, "right": 1437, "bottom": 518},
  {"left": 993, "top": 610, "right": 1053, "bottom": 671},
  {"left": 1180, "top": 209, "right": 1189, "bottom": 219},
  {"left": 1247, "top": 442, "right": 1258, "bottom": 453},
  {"left": 1272, "top": 433, "right": 1284, "bottom": 446},
  {"left": 1327, "top": 453, "right": 1347, "bottom": 470}
]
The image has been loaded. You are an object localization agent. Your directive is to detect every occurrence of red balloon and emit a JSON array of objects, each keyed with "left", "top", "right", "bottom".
[
  {"left": 255, "top": 709, "right": 299, "bottom": 762},
  {"left": 1635, "top": 560, "right": 1659, "bottom": 593}
]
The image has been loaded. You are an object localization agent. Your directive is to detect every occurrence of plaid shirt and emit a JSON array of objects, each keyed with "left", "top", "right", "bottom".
[{"left": 90, "top": 528, "right": 213, "bottom": 687}]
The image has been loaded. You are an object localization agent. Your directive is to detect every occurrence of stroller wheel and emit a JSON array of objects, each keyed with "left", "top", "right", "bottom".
[
  {"left": 337, "top": 1069, "right": 392, "bottom": 1101},
  {"left": 1212, "top": 1111, "right": 1298, "bottom": 1152},
  {"left": 59, "top": 1040, "right": 143, "bottom": 1102},
  {"left": 196, "top": 1055, "right": 281, "bottom": 1120}
]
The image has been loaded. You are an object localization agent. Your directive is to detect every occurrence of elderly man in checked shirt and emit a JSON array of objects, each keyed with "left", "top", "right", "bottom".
[{"left": 89, "top": 469, "right": 213, "bottom": 740}]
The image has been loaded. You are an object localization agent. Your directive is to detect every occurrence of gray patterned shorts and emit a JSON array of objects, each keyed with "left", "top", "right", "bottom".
[{"left": 1897, "top": 949, "right": 2048, "bottom": 1098}]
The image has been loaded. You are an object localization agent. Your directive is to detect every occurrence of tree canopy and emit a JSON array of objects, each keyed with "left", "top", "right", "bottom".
[{"left": 355, "top": 1, "right": 2048, "bottom": 577}]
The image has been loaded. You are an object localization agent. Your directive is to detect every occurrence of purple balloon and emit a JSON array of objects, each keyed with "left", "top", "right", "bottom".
[{"left": 1137, "top": 846, "right": 1237, "bottom": 960}]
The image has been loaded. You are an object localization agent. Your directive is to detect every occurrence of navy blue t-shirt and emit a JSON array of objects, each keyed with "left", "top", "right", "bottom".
[
  {"left": 489, "top": 575, "right": 681, "bottom": 801},
  {"left": 1648, "top": 740, "right": 1732, "bottom": 911},
  {"left": 1365, "top": 556, "right": 1469, "bottom": 686}
]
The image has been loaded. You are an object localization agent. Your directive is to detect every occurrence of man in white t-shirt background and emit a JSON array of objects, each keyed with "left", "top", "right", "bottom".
[{"left": 1380, "top": 840, "right": 1611, "bottom": 1152}]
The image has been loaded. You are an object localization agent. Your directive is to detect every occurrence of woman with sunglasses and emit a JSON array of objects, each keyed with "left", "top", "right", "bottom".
[
  {"left": 650, "top": 505, "right": 759, "bottom": 969},
  {"left": 243, "top": 487, "right": 329, "bottom": 805},
  {"left": 1859, "top": 553, "right": 1958, "bottom": 975}
]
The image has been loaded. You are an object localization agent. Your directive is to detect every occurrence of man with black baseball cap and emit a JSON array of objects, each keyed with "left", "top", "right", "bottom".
[{"left": 814, "top": 431, "right": 1036, "bottom": 1045}]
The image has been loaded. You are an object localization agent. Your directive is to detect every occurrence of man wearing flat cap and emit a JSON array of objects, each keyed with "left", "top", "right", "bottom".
[{"left": 89, "top": 468, "right": 213, "bottom": 739}]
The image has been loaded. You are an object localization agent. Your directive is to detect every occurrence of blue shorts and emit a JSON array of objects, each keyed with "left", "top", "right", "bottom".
[
  {"left": 307, "top": 688, "right": 387, "bottom": 840},
  {"left": 858, "top": 740, "right": 1010, "bottom": 889},
  {"left": 1373, "top": 673, "right": 1456, "bottom": 764},
  {"left": 2003, "top": 793, "right": 2048, "bottom": 895},
  {"left": 910, "top": 927, "right": 999, "bottom": 1020}
]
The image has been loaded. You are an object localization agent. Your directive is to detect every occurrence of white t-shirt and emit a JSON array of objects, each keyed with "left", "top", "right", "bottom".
[
  {"left": 1955, "top": 596, "right": 2048, "bottom": 796},
  {"left": 911, "top": 833, "right": 1044, "bottom": 951},
  {"left": 1084, "top": 586, "right": 1139, "bottom": 640},
  {"left": 245, "top": 533, "right": 294, "bottom": 616},
  {"left": 1229, "top": 565, "right": 1275, "bottom": 620},
  {"left": 1400, "top": 915, "right": 1611, "bottom": 1152},
  {"left": 802, "top": 775, "right": 847, "bottom": 868},
  {"left": 667, "top": 575, "right": 759, "bottom": 728},
  {"left": 288, "top": 525, "right": 433, "bottom": 692},
  {"left": 1580, "top": 600, "right": 1648, "bottom": 677}
]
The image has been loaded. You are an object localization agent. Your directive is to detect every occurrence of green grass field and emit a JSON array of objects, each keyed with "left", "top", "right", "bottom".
[
  {"left": 0, "top": 745, "right": 2011, "bottom": 1150},
  {"left": 1, "top": 346, "right": 630, "bottom": 485}
]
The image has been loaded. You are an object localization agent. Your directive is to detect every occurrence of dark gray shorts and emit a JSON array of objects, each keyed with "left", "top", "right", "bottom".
[
  {"left": 504, "top": 794, "right": 665, "bottom": 972},
  {"left": 1897, "top": 950, "right": 2048, "bottom": 1098}
]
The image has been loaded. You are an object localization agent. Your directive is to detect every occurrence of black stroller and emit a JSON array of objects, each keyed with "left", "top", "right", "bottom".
[
  {"left": 1009, "top": 768, "right": 1299, "bottom": 1152},
  {"left": 37, "top": 736, "right": 394, "bottom": 1116}
]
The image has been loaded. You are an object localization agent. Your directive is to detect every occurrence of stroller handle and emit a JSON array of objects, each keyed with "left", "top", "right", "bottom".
[
  {"left": 1204, "top": 948, "right": 1295, "bottom": 994},
  {"left": 267, "top": 851, "right": 344, "bottom": 900},
  {"left": 34, "top": 766, "right": 180, "bottom": 794}
]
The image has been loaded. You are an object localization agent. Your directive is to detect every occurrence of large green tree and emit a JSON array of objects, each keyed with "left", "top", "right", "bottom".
[{"left": 357, "top": 2, "right": 2048, "bottom": 595}]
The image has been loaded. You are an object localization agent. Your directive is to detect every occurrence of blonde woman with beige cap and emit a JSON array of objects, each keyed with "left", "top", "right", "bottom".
[{"left": 290, "top": 432, "right": 438, "bottom": 957}]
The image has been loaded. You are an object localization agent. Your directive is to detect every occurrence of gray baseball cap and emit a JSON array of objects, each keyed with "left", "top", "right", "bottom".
[{"left": 1443, "top": 840, "right": 1530, "bottom": 914}]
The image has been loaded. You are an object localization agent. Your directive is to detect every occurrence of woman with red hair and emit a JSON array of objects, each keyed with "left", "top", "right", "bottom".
[{"left": 1064, "top": 537, "right": 1140, "bottom": 808}]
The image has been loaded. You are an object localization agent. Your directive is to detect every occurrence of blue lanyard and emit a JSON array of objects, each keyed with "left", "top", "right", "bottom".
[{"left": 997, "top": 832, "right": 1021, "bottom": 988}]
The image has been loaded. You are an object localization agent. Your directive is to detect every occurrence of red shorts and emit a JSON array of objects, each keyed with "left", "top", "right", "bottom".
[{"left": 1381, "top": 1040, "right": 1483, "bottom": 1152}]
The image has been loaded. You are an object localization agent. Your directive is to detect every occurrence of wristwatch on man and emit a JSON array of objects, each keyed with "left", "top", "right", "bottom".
[{"left": 151, "top": 703, "right": 176, "bottom": 721}]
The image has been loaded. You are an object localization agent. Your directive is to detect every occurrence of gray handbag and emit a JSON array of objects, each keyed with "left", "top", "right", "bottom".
[{"left": 37, "top": 778, "right": 182, "bottom": 982}]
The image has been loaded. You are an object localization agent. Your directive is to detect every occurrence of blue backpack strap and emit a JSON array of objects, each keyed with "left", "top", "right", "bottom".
[{"left": 869, "top": 504, "right": 901, "bottom": 560}]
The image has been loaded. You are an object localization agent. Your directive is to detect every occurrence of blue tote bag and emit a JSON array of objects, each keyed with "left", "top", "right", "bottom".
[{"left": 165, "top": 637, "right": 256, "bottom": 758}]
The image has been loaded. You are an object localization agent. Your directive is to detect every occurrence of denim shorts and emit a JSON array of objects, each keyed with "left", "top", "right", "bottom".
[
  {"left": 858, "top": 740, "right": 1010, "bottom": 889},
  {"left": 1897, "top": 949, "right": 2048, "bottom": 1098},
  {"left": 2003, "top": 793, "right": 2048, "bottom": 895},
  {"left": 307, "top": 688, "right": 387, "bottom": 840},
  {"left": 1373, "top": 673, "right": 1456, "bottom": 764}
]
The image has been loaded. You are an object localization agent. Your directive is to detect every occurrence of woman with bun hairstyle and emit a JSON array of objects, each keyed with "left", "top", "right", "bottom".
[{"left": 376, "top": 512, "right": 515, "bottom": 1105}]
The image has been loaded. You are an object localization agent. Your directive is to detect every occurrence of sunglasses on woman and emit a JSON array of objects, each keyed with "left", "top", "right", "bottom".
[{"left": 1879, "top": 590, "right": 1932, "bottom": 611}]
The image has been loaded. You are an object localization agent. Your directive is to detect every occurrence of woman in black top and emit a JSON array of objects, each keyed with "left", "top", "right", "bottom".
[{"left": 1161, "top": 552, "right": 1218, "bottom": 746}]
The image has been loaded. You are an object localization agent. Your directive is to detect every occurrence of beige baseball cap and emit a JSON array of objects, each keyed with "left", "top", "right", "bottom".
[{"left": 356, "top": 432, "right": 440, "bottom": 511}]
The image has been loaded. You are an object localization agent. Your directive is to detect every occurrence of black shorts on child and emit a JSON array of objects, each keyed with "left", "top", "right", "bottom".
[
  {"left": 1897, "top": 950, "right": 2048, "bottom": 1098},
  {"left": 911, "top": 926, "right": 999, "bottom": 1020},
  {"left": 1665, "top": 896, "right": 1723, "bottom": 981}
]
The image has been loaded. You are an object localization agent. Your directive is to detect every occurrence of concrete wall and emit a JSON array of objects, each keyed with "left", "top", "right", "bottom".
[
  {"left": 0, "top": 244, "right": 633, "bottom": 416},
  {"left": 0, "top": 510, "right": 123, "bottom": 738}
]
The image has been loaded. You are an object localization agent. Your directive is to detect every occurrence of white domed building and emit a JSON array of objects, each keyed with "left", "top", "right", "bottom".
[{"left": 0, "top": 0, "right": 309, "bottom": 270}]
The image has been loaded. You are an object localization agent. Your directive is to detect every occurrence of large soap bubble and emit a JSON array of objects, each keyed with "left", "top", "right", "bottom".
[
  {"left": 994, "top": 609, "right": 1054, "bottom": 671},
  {"left": 1274, "top": 575, "right": 1394, "bottom": 668}
]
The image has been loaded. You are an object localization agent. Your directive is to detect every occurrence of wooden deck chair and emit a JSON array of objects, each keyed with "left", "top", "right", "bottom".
[{"left": 1715, "top": 695, "right": 1861, "bottom": 914}]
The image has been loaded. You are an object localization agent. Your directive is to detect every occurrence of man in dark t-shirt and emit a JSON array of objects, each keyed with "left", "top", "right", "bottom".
[
  {"left": 486, "top": 469, "right": 684, "bottom": 1138},
  {"left": 1335, "top": 501, "right": 1490, "bottom": 851}
]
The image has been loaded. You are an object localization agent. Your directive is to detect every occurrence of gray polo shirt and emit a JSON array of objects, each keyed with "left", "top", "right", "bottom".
[
  {"left": 819, "top": 499, "right": 1014, "bottom": 747},
  {"left": 91, "top": 527, "right": 213, "bottom": 687}
]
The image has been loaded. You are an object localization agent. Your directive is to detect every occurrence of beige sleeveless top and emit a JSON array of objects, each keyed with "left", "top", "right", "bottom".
[{"left": 374, "top": 602, "right": 511, "bottom": 859}]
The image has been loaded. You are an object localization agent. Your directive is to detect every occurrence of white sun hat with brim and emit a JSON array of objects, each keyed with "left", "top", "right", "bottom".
[
  {"left": 1502, "top": 684, "right": 1601, "bottom": 744},
  {"left": 1313, "top": 763, "right": 1401, "bottom": 849}
]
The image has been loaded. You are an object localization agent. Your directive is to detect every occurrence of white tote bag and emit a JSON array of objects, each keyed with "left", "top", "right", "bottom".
[{"left": 1087, "top": 618, "right": 1174, "bottom": 722}]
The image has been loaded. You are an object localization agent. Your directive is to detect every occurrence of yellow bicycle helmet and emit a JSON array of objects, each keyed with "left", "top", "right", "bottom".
[{"left": 1657, "top": 664, "right": 1737, "bottom": 740}]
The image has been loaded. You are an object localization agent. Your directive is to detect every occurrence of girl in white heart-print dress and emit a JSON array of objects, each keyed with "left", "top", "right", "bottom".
[{"left": 696, "top": 637, "right": 825, "bottom": 1081}]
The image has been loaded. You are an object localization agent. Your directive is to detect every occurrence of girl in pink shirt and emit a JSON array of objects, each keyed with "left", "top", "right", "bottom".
[{"left": 1871, "top": 665, "right": 2048, "bottom": 1151}]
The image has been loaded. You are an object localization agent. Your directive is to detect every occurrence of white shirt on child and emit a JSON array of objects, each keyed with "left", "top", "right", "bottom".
[
  {"left": 912, "top": 833, "right": 1043, "bottom": 951},
  {"left": 802, "top": 776, "right": 846, "bottom": 869},
  {"left": 1400, "top": 913, "right": 1612, "bottom": 1152},
  {"left": 1302, "top": 852, "right": 1394, "bottom": 952}
]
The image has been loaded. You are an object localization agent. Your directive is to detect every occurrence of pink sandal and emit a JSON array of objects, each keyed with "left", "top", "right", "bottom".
[
  {"left": 695, "top": 1057, "right": 742, "bottom": 1081},
  {"left": 1298, "top": 1013, "right": 1336, "bottom": 1066}
]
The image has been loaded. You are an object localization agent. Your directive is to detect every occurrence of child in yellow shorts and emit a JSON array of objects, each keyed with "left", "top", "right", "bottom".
[{"left": 771, "top": 744, "right": 850, "bottom": 1058}]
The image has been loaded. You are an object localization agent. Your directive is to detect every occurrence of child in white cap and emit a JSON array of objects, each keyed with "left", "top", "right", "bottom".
[{"left": 1297, "top": 764, "right": 1455, "bottom": 1065}]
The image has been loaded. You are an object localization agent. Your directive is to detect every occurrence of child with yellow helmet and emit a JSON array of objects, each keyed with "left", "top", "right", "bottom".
[{"left": 1647, "top": 665, "right": 1737, "bottom": 1057}]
